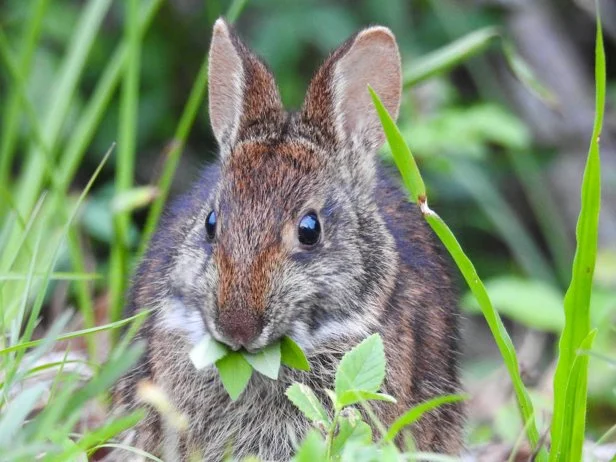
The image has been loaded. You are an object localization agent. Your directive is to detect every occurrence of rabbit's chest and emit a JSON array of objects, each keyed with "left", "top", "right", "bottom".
[{"left": 154, "top": 363, "right": 310, "bottom": 460}]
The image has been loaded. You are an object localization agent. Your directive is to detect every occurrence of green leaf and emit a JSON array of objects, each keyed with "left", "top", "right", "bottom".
[
  {"left": 215, "top": 351, "right": 252, "bottom": 401},
  {"left": 378, "top": 443, "right": 400, "bottom": 462},
  {"left": 549, "top": 10, "right": 605, "bottom": 461},
  {"left": 285, "top": 383, "right": 330, "bottom": 424},
  {"left": 339, "top": 440, "right": 380, "bottom": 461},
  {"left": 189, "top": 334, "right": 230, "bottom": 370},
  {"left": 335, "top": 333, "right": 385, "bottom": 396},
  {"left": 242, "top": 342, "right": 281, "bottom": 380},
  {"left": 292, "top": 429, "right": 327, "bottom": 462},
  {"left": 281, "top": 336, "right": 310, "bottom": 371},
  {"left": 462, "top": 277, "right": 564, "bottom": 332},
  {"left": 384, "top": 394, "right": 466, "bottom": 443},
  {"left": 331, "top": 409, "right": 372, "bottom": 457},
  {"left": 394, "top": 104, "right": 531, "bottom": 161},
  {"left": 337, "top": 390, "right": 397, "bottom": 408}
]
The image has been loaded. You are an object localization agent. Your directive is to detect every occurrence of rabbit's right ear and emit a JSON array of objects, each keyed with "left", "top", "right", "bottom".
[{"left": 208, "top": 19, "right": 282, "bottom": 150}]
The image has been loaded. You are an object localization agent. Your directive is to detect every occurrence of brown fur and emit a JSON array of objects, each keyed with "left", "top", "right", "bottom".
[{"left": 112, "top": 18, "right": 464, "bottom": 460}]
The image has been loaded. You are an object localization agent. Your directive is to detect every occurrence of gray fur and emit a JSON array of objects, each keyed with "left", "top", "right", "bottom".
[{"left": 113, "top": 19, "right": 464, "bottom": 461}]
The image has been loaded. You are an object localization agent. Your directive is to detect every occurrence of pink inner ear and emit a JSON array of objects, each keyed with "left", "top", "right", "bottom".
[
  {"left": 208, "top": 19, "right": 283, "bottom": 148},
  {"left": 333, "top": 28, "right": 401, "bottom": 146},
  {"left": 208, "top": 21, "right": 244, "bottom": 145}
]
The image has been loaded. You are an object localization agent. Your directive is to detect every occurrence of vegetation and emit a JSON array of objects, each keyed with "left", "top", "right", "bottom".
[{"left": 0, "top": 0, "right": 613, "bottom": 460}]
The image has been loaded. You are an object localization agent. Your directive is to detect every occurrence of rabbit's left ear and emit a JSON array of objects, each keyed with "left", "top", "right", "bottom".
[
  {"left": 208, "top": 18, "right": 282, "bottom": 150},
  {"left": 302, "top": 26, "right": 401, "bottom": 151}
]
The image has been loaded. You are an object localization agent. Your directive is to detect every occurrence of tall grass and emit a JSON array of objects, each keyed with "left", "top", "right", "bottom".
[
  {"left": 0, "top": 0, "right": 606, "bottom": 459},
  {"left": 371, "top": 88, "right": 546, "bottom": 459},
  {"left": 549, "top": 11, "right": 605, "bottom": 460},
  {"left": 0, "top": 0, "right": 246, "bottom": 458},
  {"left": 371, "top": 4, "right": 605, "bottom": 458}
]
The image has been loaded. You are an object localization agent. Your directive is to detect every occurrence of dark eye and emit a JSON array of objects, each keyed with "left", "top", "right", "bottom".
[
  {"left": 298, "top": 212, "right": 321, "bottom": 246},
  {"left": 206, "top": 210, "right": 217, "bottom": 240}
]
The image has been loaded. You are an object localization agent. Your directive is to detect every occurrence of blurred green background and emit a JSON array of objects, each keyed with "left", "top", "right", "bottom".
[{"left": 1, "top": 0, "right": 615, "bottom": 448}]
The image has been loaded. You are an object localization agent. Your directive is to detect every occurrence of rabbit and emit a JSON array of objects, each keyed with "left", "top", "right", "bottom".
[{"left": 112, "top": 18, "right": 464, "bottom": 461}]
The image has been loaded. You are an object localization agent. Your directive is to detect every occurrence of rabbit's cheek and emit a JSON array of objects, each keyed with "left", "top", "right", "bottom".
[{"left": 156, "top": 297, "right": 207, "bottom": 346}]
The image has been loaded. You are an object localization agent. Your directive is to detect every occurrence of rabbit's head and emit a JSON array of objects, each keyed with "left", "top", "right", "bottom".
[{"left": 168, "top": 19, "right": 402, "bottom": 352}]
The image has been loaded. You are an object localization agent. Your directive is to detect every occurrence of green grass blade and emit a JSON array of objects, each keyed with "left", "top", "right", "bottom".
[
  {"left": 50, "top": 411, "right": 145, "bottom": 462},
  {"left": 61, "top": 342, "right": 145, "bottom": 422},
  {"left": 403, "top": 27, "right": 499, "bottom": 88},
  {"left": 0, "top": 0, "right": 50, "bottom": 194},
  {"left": 10, "top": 227, "right": 45, "bottom": 348},
  {"left": 506, "top": 150, "right": 573, "bottom": 287},
  {"left": 369, "top": 87, "right": 425, "bottom": 202},
  {"left": 0, "top": 194, "right": 46, "bottom": 274},
  {"left": 226, "top": 0, "right": 250, "bottom": 23},
  {"left": 558, "top": 329, "right": 597, "bottom": 459},
  {"left": 109, "top": 0, "right": 143, "bottom": 326},
  {"left": 13, "top": 0, "right": 114, "bottom": 221},
  {"left": 549, "top": 11, "right": 605, "bottom": 460},
  {"left": 453, "top": 161, "right": 557, "bottom": 285},
  {"left": 424, "top": 212, "right": 545, "bottom": 455},
  {"left": 384, "top": 394, "right": 466, "bottom": 443},
  {"left": 403, "top": 24, "right": 554, "bottom": 110},
  {"left": 0, "top": 310, "right": 149, "bottom": 356},
  {"left": 0, "top": 383, "right": 46, "bottom": 447},
  {"left": 0, "top": 28, "right": 54, "bottom": 162},
  {"left": 93, "top": 443, "right": 164, "bottom": 462},
  {"left": 137, "top": 53, "right": 209, "bottom": 258},
  {"left": 7, "top": 146, "right": 113, "bottom": 383},
  {"left": 58, "top": 0, "right": 165, "bottom": 193},
  {"left": 0, "top": 26, "right": 99, "bottom": 358},
  {"left": 502, "top": 41, "right": 558, "bottom": 108},
  {"left": 371, "top": 88, "right": 547, "bottom": 459}
]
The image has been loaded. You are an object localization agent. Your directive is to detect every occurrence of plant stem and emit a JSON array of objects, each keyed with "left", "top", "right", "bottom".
[{"left": 325, "top": 408, "right": 341, "bottom": 460}]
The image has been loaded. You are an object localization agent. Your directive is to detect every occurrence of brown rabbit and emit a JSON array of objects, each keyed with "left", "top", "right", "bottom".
[{"left": 113, "top": 18, "right": 464, "bottom": 460}]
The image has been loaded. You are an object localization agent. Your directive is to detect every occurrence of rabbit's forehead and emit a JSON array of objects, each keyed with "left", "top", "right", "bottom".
[{"left": 219, "top": 140, "right": 326, "bottom": 210}]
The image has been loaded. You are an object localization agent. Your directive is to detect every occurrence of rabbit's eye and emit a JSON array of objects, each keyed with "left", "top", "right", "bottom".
[
  {"left": 298, "top": 212, "right": 321, "bottom": 247},
  {"left": 206, "top": 210, "right": 217, "bottom": 240}
]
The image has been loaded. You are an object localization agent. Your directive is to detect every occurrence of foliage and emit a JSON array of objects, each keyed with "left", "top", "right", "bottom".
[
  {"left": 0, "top": 0, "right": 612, "bottom": 459},
  {"left": 372, "top": 87, "right": 546, "bottom": 458},
  {"left": 370, "top": 3, "right": 606, "bottom": 454},
  {"left": 286, "top": 333, "right": 464, "bottom": 461},
  {"left": 190, "top": 334, "right": 309, "bottom": 400},
  {"left": 549, "top": 12, "right": 606, "bottom": 460}
]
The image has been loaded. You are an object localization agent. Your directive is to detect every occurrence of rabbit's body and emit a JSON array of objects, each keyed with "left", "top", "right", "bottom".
[{"left": 114, "top": 20, "right": 463, "bottom": 460}]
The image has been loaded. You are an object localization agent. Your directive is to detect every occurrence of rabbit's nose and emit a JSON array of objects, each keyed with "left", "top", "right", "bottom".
[{"left": 217, "top": 309, "right": 263, "bottom": 347}]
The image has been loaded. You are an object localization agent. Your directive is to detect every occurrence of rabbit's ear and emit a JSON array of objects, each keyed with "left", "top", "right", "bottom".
[
  {"left": 208, "top": 19, "right": 282, "bottom": 148},
  {"left": 302, "top": 26, "right": 401, "bottom": 151}
]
